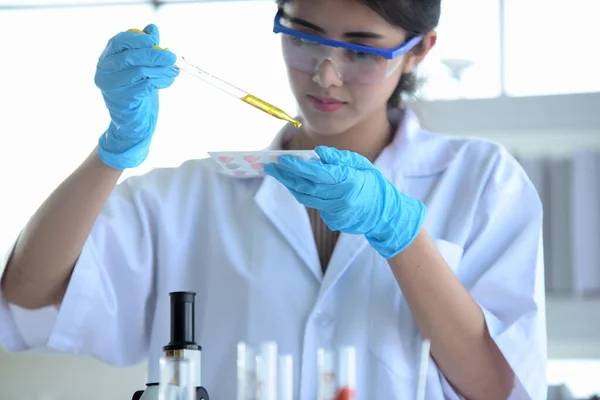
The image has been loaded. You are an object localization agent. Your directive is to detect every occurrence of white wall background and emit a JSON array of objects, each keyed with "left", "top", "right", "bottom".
[{"left": 0, "top": 0, "right": 599, "bottom": 399}]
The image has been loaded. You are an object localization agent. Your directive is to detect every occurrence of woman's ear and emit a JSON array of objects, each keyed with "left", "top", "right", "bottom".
[{"left": 402, "top": 31, "right": 437, "bottom": 74}]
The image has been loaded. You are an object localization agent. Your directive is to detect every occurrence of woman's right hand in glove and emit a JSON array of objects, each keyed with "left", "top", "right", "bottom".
[{"left": 94, "top": 24, "right": 179, "bottom": 170}]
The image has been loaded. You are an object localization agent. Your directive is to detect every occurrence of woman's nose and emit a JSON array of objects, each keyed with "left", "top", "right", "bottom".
[{"left": 313, "top": 58, "right": 344, "bottom": 88}]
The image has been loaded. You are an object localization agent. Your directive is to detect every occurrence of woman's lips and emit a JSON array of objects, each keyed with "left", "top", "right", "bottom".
[{"left": 307, "top": 95, "right": 346, "bottom": 112}]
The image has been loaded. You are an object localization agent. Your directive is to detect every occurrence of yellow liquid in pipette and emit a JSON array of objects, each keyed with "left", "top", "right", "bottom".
[{"left": 241, "top": 94, "right": 302, "bottom": 128}]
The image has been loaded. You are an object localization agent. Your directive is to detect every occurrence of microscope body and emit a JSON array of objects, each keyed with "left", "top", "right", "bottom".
[{"left": 132, "top": 292, "right": 210, "bottom": 400}]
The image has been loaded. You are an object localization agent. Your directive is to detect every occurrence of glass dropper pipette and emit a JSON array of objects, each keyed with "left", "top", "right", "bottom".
[
  {"left": 126, "top": 29, "right": 301, "bottom": 128},
  {"left": 176, "top": 56, "right": 302, "bottom": 128}
]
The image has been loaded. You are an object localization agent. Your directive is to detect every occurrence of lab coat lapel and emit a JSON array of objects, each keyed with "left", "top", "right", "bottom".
[
  {"left": 255, "top": 175, "right": 322, "bottom": 282},
  {"left": 319, "top": 144, "right": 405, "bottom": 297},
  {"left": 319, "top": 232, "right": 369, "bottom": 296}
]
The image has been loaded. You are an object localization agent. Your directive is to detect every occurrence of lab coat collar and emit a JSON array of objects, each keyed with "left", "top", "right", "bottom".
[
  {"left": 267, "top": 108, "right": 457, "bottom": 178},
  {"left": 254, "top": 173, "right": 373, "bottom": 294},
  {"left": 254, "top": 175, "right": 323, "bottom": 282}
]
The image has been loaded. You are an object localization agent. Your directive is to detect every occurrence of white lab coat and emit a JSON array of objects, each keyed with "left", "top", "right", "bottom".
[{"left": 0, "top": 109, "right": 547, "bottom": 400}]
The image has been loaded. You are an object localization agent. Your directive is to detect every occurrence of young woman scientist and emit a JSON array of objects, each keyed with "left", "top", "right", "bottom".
[{"left": 0, "top": 0, "right": 546, "bottom": 398}]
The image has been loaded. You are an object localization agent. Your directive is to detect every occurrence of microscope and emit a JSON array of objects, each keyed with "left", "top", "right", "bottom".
[{"left": 132, "top": 291, "right": 210, "bottom": 400}]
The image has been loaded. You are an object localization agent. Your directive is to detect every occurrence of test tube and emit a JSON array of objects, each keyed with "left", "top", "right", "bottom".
[
  {"left": 278, "top": 354, "right": 294, "bottom": 400},
  {"left": 338, "top": 346, "right": 357, "bottom": 398},
  {"left": 237, "top": 342, "right": 258, "bottom": 400},
  {"left": 317, "top": 348, "right": 336, "bottom": 400},
  {"left": 237, "top": 342, "right": 248, "bottom": 400},
  {"left": 256, "top": 354, "right": 263, "bottom": 400},
  {"left": 259, "top": 341, "right": 278, "bottom": 400},
  {"left": 415, "top": 339, "right": 431, "bottom": 400}
]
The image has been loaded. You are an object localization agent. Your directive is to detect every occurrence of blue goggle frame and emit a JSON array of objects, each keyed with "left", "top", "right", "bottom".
[{"left": 272, "top": 9, "right": 424, "bottom": 60}]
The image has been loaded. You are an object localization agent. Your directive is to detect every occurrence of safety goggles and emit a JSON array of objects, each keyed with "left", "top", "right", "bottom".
[{"left": 273, "top": 9, "right": 423, "bottom": 85}]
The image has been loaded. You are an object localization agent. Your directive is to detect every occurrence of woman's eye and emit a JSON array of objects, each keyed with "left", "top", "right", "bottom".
[
  {"left": 347, "top": 50, "right": 378, "bottom": 61},
  {"left": 287, "top": 36, "right": 302, "bottom": 46},
  {"left": 287, "top": 36, "right": 318, "bottom": 47},
  {"left": 299, "top": 38, "right": 321, "bottom": 47}
]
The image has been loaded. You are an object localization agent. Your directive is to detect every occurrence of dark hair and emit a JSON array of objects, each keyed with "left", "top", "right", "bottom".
[{"left": 275, "top": 0, "right": 441, "bottom": 108}]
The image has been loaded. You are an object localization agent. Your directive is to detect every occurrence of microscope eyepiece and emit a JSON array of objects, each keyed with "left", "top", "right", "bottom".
[{"left": 163, "top": 291, "right": 200, "bottom": 351}]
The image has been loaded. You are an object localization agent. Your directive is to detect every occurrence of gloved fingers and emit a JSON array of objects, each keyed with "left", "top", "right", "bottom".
[
  {"left": 95, "top": 65, "right": 179, "bottom": 90},
  {"left": 277, "top": 155, "right": 347, "bottom": 184},
  {"left": 321, "top": 209, "right": 363, "bottom": 232},
  {"left": 147, "top": 75, "right": 179, "bottom": 90},
  {"left": 265, "top": 163, "right": 348, "bottom": 202},
  {"left": 115, "top": 77, "right": 176, "bottom": 104},
  {"left": 128, "top": 76, "right": 178, "bottom": 94},
  {"left": 264, "top": 163, "right": 318, "bottom": 195},
  {"left": 315, "top": 146, "right": 374, "bottom": 170},
  {"left": 100, "top": 30, "right": 161, "bottom": 59},
  {"left": 106, "top": 30, "right": 158, "bottom": 51},
  {"left": 286, "top": 187, "right": 330, "bottom": 209},
  {"left": 98, "top": 47, "right": 177, "bottom": 71},
  {"left": 142, "top": 24, "right": 160, "bottom": 44}
]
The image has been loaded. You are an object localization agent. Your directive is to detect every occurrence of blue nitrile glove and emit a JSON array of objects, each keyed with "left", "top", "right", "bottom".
[
  {"left": 94, "top": 24, "right": 179, "bottom": 170},
  {"left": 264, "top": 146, "right": 426, "bottom": 258}
]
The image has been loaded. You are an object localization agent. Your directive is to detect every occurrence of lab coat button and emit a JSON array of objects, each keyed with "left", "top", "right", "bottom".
[{"left": 313, "top": 312, "right": 333, "bottom": 327}]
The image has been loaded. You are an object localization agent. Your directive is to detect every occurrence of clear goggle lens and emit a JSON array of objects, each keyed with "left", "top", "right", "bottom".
[{"left": 281, "top": 34, "right": 402, "bottom": 84}]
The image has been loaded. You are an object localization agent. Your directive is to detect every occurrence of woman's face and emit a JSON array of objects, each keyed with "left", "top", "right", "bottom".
[{"left": 281, "top": 0, "right": 434, "bottom": 136}]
